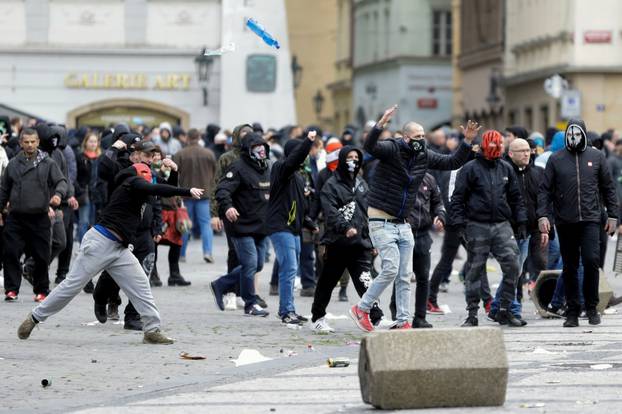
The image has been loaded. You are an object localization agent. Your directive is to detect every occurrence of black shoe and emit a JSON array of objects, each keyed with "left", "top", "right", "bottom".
[
  {"left": 94, "top": 303, "right": 107, "bottom": 323},
  {"left": 124, "top": 317, "right": 143, "bottom": 331},
  {"left": 338, "top": 286, "right": 348, "bottom": 302},
  {"left": 300, "top": 287, "right": 315, "bottom": 297},
  {"left": 412, "top": 317, "right": 433, "bottom": 328},
  {"left": 209, "top": 281, "right": 225, "bottom": 311},
  {"left": 461, "top": 316, "right": 478, "bottom": 327},
  {"left": 168, "top": 272, "right": 191, "bottom": 286},
  {"left": 281, "top": 312, "right": 301, "bottom": 325},
  {"left": 587, "top": 310, "right": 601, "bottom": 325},
  {"left": 107, "top": 303, "right": 120, "bottom": 321},
  {"left": 256, "top": 295, "right": 268, "bottom": 309},
  {"left": 563, "top": 315, "right": 579, "bottom": 328},
  {"left": 55, "top": 274, "right": 66, "bottom": 285},
  {"left": 150, "top": 272, "right": 162, "bottom": 287},
  {"left": 245, "top": 304, "right": 269, "bottom": 317},
  {"left": 269, "top": 284, "right": 278, "bottom": 296},
  {"left": 487, "top": 310, "right": 498, "bottom": 322},
  {"left": 546, "top": 304, "right": 565, "bottom": 319},
  {"left": 497, "top": 310, "right": 524, "bottom": 327},
  {"left": 83, "top": 280, "right": 94, "bottom": 294},
  {"left": 294, "top": 313, "right": 308, "bottom": 323}
]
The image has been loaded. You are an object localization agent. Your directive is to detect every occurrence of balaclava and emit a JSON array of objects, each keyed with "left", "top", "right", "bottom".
[
  {"left": 133, "top": 162, "right": 152, "bottom": 183},
  {"left": 481, "top": 130, "right": 503, "bottom": 160},
  {"left": 565, "top": 118, "right": 588, "bottom": 153}
]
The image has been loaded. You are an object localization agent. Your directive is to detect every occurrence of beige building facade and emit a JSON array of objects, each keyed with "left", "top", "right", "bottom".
[{"left": 504, "top": 0, "right": 622, "bottom": 133}]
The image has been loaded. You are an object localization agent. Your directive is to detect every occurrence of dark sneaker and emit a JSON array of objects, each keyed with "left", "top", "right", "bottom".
[
  {"left": 256, "top": 295, "right": 268, "bottom": 309},
  {"left": 107, "top": 303, "right": 120, "bottom": 321},
  {"left": 281, "top": 312, "right": 301, "bottom": 325},
  {"left": 461, "top": 316, "right": 478, "bottom": 327},
  {"left": 168, "top": 274, "right": 191, "bottom": 286},
  {"left": 338, "top": 286, "right": 348, "bottom": 302},
  {"left": 546, "top": 304, "right": 564, "bottom": 319},
  {"left": 143, "top": 329, "right": 174, "bottom": 345},
  {"left": 587, "top": 310, "right": 601, "bottom": 326},
  {"left": 426, "top": 300, "right": 444, "bottom": 315},
  {"left": 245, "top": 304, "right": 269, "bottom": 317},
  {"left": 487, "top": 310, "right": 498, "bottom": 322},
  {"left": 412, "top": 317, "right": 433, "bottom": 328},
  {"left": 294, "top": 313, "right": 308, "bottom": 323},
  {"left": 124, "top": 317, "right": 143, "bottom": 331},
  {"left": 300, "top": 287, "right": 315, "bottom": 297},
  {"left": 5, "top": 291, "right": 18, "bottom": 302},
  {"left": 94, "top": 303, "right": 108, "bottom": 323},
  {"left": 18, "top": 313, "right": 38, "bottom": 340},
  {"left": 497, "top": 310, "right": 524, "bottom": 327},
  {"left": 203, "top": 255, "right": 214, "bottom": 264},
  {"left": 269, "top": 284, "right": 278, "bottom": 296},
  {"left": 563, "top": 315, "right": 579, "bottom": 328},
  {"left": 209, "top": 281, "right": 225, "bottom": 311},
  {"left": 83, "top": 280, "right": 94, "bottom": 294},
  {"left": 150, "top": 272, "right": 163, "bottom": 287},
  {"left": 349, "top": 305, "right": 374, "bottom": 332},
  {"left": 54, "top": 274, "right": 66, "bottom": 285}
]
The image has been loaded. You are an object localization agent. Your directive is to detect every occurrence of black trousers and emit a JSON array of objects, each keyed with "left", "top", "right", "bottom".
[
  {"left": 56, "top": 205, "right": 74, "bottom": 276},
  {"left": 93, "top": 230, "right": 154, "bottom": 319},
  {"left": 3, "top": 213, "right": 51, "bottom": 295},
  {"left": 311, "top": 244, "right": 382, "bottom": 324},
  {"left": 390, "top": 230, "right": 432, "bottom": 320},
  {"left": 556, "top": 222, "right": 601, "bottom": 316},
  {"left": 428, "top": 225, "right": 463, "bottom": 304}
]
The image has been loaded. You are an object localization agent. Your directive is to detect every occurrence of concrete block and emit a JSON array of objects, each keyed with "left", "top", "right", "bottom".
[{"left": 358, "top": 327, "right": 508, "bottom": 409}]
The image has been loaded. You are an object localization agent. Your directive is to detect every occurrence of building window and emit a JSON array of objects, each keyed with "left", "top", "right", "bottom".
[
  {"left": 540, "top": 104, "right": 549, "bottom": 131},
  {"left": 508, "top": 110, "right": 517, "bottom": 126},
  {"left": 524, "top": 107, "right": 533, "bottom": 130},
  {"left": 246, "top": 54, "right": 277, "bottom": 93},
  {"left": 432, "top": 10, "right": 452, "bottom": 56}
]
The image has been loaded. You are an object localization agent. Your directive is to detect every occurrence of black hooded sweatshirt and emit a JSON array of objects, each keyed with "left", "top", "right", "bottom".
[
  {"left": 97, "top": 165, "right": 191, "bottom": 244},
  {"left": 215, "top": 133, "right": 271, "bottom": 237},
  {"left": 265, "top": 137, "right": 314, "bottom": 235},
  {"left": 319, "top": 146, "right": 371, "bottom": 248}
]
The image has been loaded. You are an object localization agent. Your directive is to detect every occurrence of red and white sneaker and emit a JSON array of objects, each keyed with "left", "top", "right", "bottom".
[
  {"left": 484, "top": 298, "right": 492, "bottom": 314},
  {"left": 391, "top": 321, "right": 412, "bottom": 330},
  {"left": 34, "top": 293, "right": 47, "bottom": 303},
  {"left": 349, "top": 305, "right": 374, "bottom": 332},
  {"left": 5, "top": 291, "right": 18, "bottom": 302},
  {"left": 427, "top": 300, "right": 445, "bottom": 315}
]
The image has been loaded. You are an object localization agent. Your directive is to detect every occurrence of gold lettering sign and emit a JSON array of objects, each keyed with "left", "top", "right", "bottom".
[{"left": 64, "top": 73, "right": 191, "bottom": 90}]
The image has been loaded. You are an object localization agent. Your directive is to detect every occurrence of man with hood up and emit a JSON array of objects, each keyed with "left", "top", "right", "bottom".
[
  {"left": 452, "top": 130, "right": 528, "bottom": 328},
  {"left": 209, "top": 132, "right": 271, "bottom": 317},
  {"left": 153, "top": 122, "right": 182, "bottom": 156},
  {"left": 538, "top": 118, "right": 618, "bottom": 328},
  {"left": 17, "top": 148, "right": 204, "bottom": 344},
  {"left": 310, "top": 146, "right": 383, "bottom": 332}
]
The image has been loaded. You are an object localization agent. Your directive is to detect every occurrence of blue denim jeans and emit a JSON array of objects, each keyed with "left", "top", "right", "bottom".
[
  {"left": 270, "top": 231, "right": 301, "bottom": 317},
  {"left": 181, "top": 199, "right": 213, "bottom": 257},
  {"left": 359, "top": 221, "right": 414, "bottom": 324},
  {"left": 547, "top": 231, "right": 563, "bottom": 270},
  {"left": 213, "top": 236, "right": 267, "bottom": 310},
  {"left": 490, "top": 237, "right": 529, "bottom": 316},
  {"left": 550, "top": 260, "right": 585, "bottom": 308},
  {"left": 78, "top": 202, "right": 97, "bottom": 243}
]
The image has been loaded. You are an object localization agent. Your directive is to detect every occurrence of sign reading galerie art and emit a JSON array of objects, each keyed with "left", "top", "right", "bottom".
[{"left": 64, "top": 73, "right": 192, "bottom": 90}]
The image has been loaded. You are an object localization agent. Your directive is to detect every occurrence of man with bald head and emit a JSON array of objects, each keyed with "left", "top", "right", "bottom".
[
  {"left": 487, "top": 138, "right": 547, "bottom": 323},
  {"left": 349, "top": 105, "right": 478, "bottom": 331}
]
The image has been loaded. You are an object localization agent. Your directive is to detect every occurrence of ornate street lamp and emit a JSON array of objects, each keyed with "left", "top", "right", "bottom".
[
  {"left": 313, "top": 89, "right": 325, "bottom": 117},
  {"left": 291, "top": 55, "right": 303, "bottom": 90},
  {"left": 195, "top": 48, "right": 214, "bottom": 106}
]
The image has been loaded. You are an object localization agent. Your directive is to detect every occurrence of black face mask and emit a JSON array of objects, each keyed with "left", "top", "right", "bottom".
[{"left": 409, "top": 138, "right": 426, "bottom": 153}]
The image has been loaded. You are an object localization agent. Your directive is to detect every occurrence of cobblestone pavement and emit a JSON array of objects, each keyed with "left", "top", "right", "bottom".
[{"left": 1, "top": 233, "right": 622, "bottom": 414}]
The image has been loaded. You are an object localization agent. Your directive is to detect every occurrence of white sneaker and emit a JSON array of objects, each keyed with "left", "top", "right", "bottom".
[
  {"left": 312, "top": 317, "right": 335, "bottom": 333},
  {"left": 236, "top": 296, "right": 245, "bottom": 309},
  {"left": 374, "top": 318, "right": 398, "bottom": 330},
  {"left": 223, "top": 293, "right": 237, "bottom": 311},
  {"left": 294, "top": 277, "right": 302, "bottom": 290}
]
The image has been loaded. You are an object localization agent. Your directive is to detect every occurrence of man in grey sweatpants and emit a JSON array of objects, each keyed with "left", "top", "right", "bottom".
[{"left": 18, "top": 150, "right": 203, "bottom": 344}]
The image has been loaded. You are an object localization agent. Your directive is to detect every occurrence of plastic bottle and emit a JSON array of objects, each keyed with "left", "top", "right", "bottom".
[{"left": 246, "top": 18, "right": 280, "bottom": 49}]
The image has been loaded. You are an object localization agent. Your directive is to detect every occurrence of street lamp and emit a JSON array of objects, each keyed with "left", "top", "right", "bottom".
[
  {"left": 195, "top": 48, "right": 214, "bottom": 106},
  {"left": 291, "top": 55, "right": 303, "bottom": 90},
  {"left": 313, "top": 89, "right": 325, "bottom": 118},
  {"left": 486, "top": 67, "right": 502, "bottom": 111}
]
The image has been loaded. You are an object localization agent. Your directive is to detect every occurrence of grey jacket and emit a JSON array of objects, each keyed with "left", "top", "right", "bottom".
[{"left": 0, "top": 150, "right": 68, "bottom": 214}]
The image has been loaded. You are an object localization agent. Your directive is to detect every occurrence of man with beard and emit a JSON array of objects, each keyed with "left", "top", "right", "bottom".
[
  {"left": 538, "top": 119, "right": 618, "bottom": 327},
  {"left": 452, "top": 130, "right": 528, "bottom": 327},
  {"left": 210, "top": 132, "right": 271, "bottom": 317}
]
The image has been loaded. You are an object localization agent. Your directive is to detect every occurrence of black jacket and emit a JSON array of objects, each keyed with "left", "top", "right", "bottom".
[
  {"left": 512, "top": 161, "right": 544, "bottom": 233},
  {"left": 364, "top": 126, "right": 472, "bottom": 219},
  {"left": 409, "top": 173, "right": 445, "bottom": 232},
  {"left": 451, "top": 156, "right": 527, "bottom": 225},
  {"left": 0, "top": 150, "right": 67, "bottom": 215},
  {"left": 215, "top": 133, "right": 271, "bottom": 237},
  {"left": 538, "top": 146, "right": 618, "bottom": 224},
  {"left": 265, "top": 138, "right": 314, "bottom": 235},
  {"left": 98, "top": 166, "right": 191, "bottom": 244},
  {"left": 320, "top": 146, "right": 371, "bottom": 248}
]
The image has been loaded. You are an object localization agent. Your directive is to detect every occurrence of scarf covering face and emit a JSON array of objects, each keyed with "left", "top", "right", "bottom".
[
  {"left": 133, "top": 162, "right": 152, "bottom": 183},
  {"left": 482, "top": 130, "right": 503, "bottom": 160}
]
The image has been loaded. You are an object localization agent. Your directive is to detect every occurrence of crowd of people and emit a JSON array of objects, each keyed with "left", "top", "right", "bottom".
[{"left": 2, "top": 103, "right": 621, "bottom": 343}]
